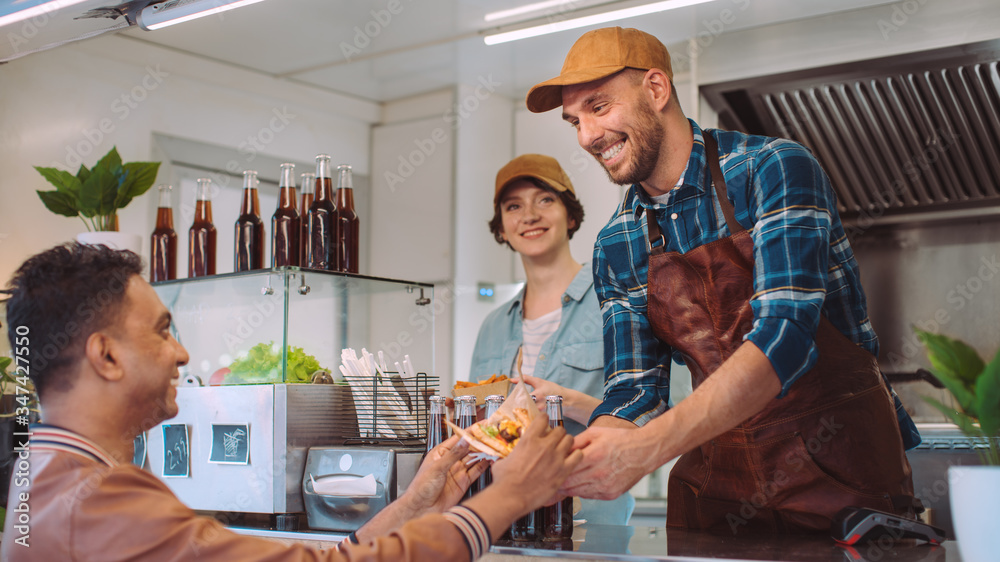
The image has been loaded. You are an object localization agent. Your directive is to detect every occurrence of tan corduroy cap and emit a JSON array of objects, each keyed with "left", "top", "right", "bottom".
[
  {"left": 495, "top": 154, "right": 575, "bottom": 206},
  {"left": 526, "top": 27, "right": 672, "bottom": 113}
]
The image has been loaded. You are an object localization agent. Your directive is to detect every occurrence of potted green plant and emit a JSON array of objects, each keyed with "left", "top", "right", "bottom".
[
  {"left": 915, "top": 328, "right": 998, "bottom": 559},
  {"left": 35, "top": 146, "right": 160, "bottom": 254}
]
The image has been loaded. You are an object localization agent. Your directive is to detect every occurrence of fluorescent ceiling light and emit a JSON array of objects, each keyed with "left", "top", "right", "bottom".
[
  {"left": 138, "top": 0, "right": 270, "bottom": 31},
  {"left": 484, "top": 0, "right": 717, "bottom": 45},
  {"left": 0, "top": 0, "right": 91, "bottom": 28},
  {"left": 484, "top": 0, "right": 580, "bottom": 23}
]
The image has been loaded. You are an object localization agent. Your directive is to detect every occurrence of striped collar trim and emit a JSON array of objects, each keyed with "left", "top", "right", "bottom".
[{"left": 29, "top": 424, "right": 120, "bottom": 467}]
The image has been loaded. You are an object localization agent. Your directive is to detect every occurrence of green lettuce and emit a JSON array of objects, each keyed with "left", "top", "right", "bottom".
[{"left": 226, "top": 342, "right": 325, "bottom": 384}]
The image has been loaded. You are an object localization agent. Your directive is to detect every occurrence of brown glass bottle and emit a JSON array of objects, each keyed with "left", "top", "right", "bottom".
[
  {"left": 334, "top": 164, "right": 360, "bottom": 273},
  {"left": 542, "top": 396, "right": 573, "bottom": 540},
  {"left": 476, "top": 394, "right": 503, "bottom": 492},
  {"left": 456, "top": 396, "right": 481, "bottom": 500},
  {"left": 188, "top": 178, "right": 217, "bottom": 277},
  {"left": 235, "top": 170, "right": 265, "bottom": 272},
  {"left": 483, "top": 395, "right": 512, "bottom": 541},
  {"left": 511, "top": 395, "right": 543, "bottom": 541},
  {"left": 271, "top": 163, "right": 300, "bottom": 268},
  {"left": 150, "top": 184, "right": 177, "bottom": 282},
  {"left": 298, "top": 172, "right": 315, "bottom": 267},
  {"left": 422, "top": 396, "right": 449, "bottom": 465},
  {"left": 305, "top": 155, "right": 336, "bottom": 270}
]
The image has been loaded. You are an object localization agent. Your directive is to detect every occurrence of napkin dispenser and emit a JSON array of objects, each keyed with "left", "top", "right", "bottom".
[{"left": 302, "top": 446, "right": 422, "bottom": 532}]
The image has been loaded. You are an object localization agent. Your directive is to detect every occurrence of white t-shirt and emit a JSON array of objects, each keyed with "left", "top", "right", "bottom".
[{"left": 517, "top": 307, "right": 562, "bottom": 377}]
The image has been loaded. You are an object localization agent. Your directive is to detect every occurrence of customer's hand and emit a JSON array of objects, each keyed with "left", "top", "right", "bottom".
[
  {"left": 405, "top": 435, "right": 488, "bottom": 515},
  {"left": 470, "top": 414, "right": 582, "bottom": 521},
  {"left": 355, "top": 435, "right": 487, "bottom": 542}
]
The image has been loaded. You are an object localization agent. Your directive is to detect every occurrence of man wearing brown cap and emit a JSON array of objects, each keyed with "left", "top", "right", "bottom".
[{"left": 525, "top": 27, "right": 920, "bottom": 533}]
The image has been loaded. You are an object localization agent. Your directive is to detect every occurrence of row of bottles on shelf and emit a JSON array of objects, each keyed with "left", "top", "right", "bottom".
[
  {"left": 149, "top": 154, "right": 360, "bottom": 282},
  {"left": 426, "top": 394, "right": 574, "bottom": 542}
]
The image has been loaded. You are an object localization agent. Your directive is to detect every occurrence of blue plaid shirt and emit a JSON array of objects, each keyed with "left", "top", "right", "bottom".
[{"left": 592, "top": 121, "right": 886, "bottom": 427}]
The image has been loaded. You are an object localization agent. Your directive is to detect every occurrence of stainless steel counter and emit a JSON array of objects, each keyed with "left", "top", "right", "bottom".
[
  {"left": 235, "top": 522, "right": 959, "bottom": 561},
  {"left": 486, "top": 524, "right": 959, "bottom": 562}
]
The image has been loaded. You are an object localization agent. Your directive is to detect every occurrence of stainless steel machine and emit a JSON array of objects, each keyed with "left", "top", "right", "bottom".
[{"left": 147, "top": 268, "right": 437, "bottom": 532}]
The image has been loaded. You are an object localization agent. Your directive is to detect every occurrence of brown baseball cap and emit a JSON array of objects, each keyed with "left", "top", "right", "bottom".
[
  {"left": 495, "top": 154, "right": 575, "bottom": 206},
  {"left": 526, "top": 26, "right": 672, "bottom": 113}
]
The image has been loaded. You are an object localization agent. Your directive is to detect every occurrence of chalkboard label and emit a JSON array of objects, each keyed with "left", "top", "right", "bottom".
[
  {"left": 132, "top": 432, "right": 147, "bottom": 468},
  {"left": 162, "top": 424, "right": 190, "bottom": 478},
  {"left": 209, "top": 424, "right": 250, "bottom": 465}
]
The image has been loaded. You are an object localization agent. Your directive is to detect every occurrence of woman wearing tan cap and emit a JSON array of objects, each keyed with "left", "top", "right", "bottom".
[{"left": 468, "top": 153, "right": 634, "bottom": 525}]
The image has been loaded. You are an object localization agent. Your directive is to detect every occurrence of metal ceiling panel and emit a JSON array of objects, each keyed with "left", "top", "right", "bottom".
[{"left": 703, "top": 40, "right": 1000, "bottom": 222}]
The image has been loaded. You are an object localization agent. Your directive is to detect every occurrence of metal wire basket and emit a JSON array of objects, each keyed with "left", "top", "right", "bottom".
[{"left": 332, "top": 371, "right": 439, "bottom": 446}]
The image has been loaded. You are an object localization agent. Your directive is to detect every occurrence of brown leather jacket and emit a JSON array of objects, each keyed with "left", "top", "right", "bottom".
[{"left": 2, "top": 428, "right": 483, "bottom": 561}]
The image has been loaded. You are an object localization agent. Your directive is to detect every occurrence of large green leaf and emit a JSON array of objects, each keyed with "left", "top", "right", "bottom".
[
  {"left": 923, "top": 397, "right": 982, "bottom": 436},
  {"left": 94, "top": 146, "right": 123, "bottom": 174},
  {"left": 915, "top": 329, "right": 984, "bottom": 386},
  {"left": 34, "top": 166, "right": 82, "bottom": 197},
  {"left": 930, "top": 369, "right": 977, "bottom": 413},
  {"left": 79, "top": 166, "right": 117, "bottom": 219},
  {"left": 115, "top": 161, "right": 160, "bottom": 209},
  {"left": 37, "top": 190, "right": 80, "bottom": 217},
  {"left": 76, "top": 163, "right": 91, "bottom": 185},
  {"left": 974, "top": 347, "right": 1000, "bottom": 436}
]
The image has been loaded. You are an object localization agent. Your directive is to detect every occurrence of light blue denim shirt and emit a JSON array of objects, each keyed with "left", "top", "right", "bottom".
[
  {"left": 468, "top": 263, "right": 634, "bottom": 525},
  {"left": 469, "top": 264, "right": 604, "bottom": 436}
]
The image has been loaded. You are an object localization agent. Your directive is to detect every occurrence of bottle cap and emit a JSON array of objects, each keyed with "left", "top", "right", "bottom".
[
  {"left": 337, "top": 164, "right": 353, "bottom": 189},
  {"left": 243, "top": 170, "right": 259, "bottom": 188}
]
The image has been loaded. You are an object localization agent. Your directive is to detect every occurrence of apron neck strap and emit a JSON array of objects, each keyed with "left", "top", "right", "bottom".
[
  {"left": 645, "top": 132, "right": 743, "bottom": 255},
  {"left": 704, "top": 133, "right": 743, "bottom": 235}
]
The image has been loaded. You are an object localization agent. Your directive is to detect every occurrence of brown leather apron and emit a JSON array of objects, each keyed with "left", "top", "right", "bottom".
[{"left": 650, "top": 135, "right": 917, "bottom": 534}]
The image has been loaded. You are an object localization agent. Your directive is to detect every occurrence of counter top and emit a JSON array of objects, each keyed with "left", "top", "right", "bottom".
[
  {"left": 486, "top": 524, "right": 958, "bottom": 562},
  {"left": 235, "top": 523, "right": 958, "bottom": 562}
]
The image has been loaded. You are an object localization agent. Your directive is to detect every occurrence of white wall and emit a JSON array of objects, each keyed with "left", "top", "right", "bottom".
[
  {"left": 370, "top": 89, "right": 458, "bottom": 388},
  {"left": 450, "top": 83, "right": 516, "bottom": 384},
  {"left": 0, "top": 34, "right": 377, "bottom": 285}
]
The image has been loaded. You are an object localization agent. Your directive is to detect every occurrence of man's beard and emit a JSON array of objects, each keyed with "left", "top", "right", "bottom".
[{"left": 595, "top": 100, "right": 664, "bottom": 186}]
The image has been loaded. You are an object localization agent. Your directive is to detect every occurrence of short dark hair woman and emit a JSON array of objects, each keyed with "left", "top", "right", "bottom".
[{"left": 469, "top": 154, "right": 634, "bottom": 525}]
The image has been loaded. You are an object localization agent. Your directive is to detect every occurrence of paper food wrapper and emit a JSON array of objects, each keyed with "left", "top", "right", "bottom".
[
  {"left": 452, "top": 378, "right": 512, "bottom": 406},
  {"left": 309, "top": 473, "right": 378, "bottom": 497},
  {"left": 448, "top": 377, "right": 538, "bottom": 460}
]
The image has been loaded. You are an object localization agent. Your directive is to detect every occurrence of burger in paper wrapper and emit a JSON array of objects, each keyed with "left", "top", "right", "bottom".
[{"left": 447, "top": 377, "right": 538, "bottom": 459}]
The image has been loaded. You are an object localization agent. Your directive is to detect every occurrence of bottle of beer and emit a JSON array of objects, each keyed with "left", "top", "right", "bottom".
[
  {"left": 454, "top": 395, "right": 476, "bottom": 432},
  {"left": 477, "top": 394, "right": 504, "bottom": 493},
  {"left": 455, "top": 395, "right": 481, "bottom": 501},
  {"left": 468, "top": 394, "right": 503, "bottom": 492},
  {"left": 423, "top": 396, "right": 449, "bottom": 465},
  {"left": 334, "top": 164, "right": 360, "bottom": 273},
  {"left": 484, "top": 394, "right": 513, "bottom": 541},
  {"left": 511, "top": 395, "right": 542, "bottom": 541},
  {"left": 150, "top": 184, "right": 177, "bottom": 282},
  {"left": 298, "top": 172, "right": 315, "bottom": 267},
  {"left": 305, "top": 155, "right": 336, "bottom": 270},
  {"left": 235, "top": 170, "right": 265, "bottom": 272},
  {"left": 542, "top": 395, "right": 574, "bottom": 540},
  {"left": 188, "top": 178, "right": 217, "bottom": 278},
  {"left": 271, "top": 163, "right": 300, "bottom": 268}
]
